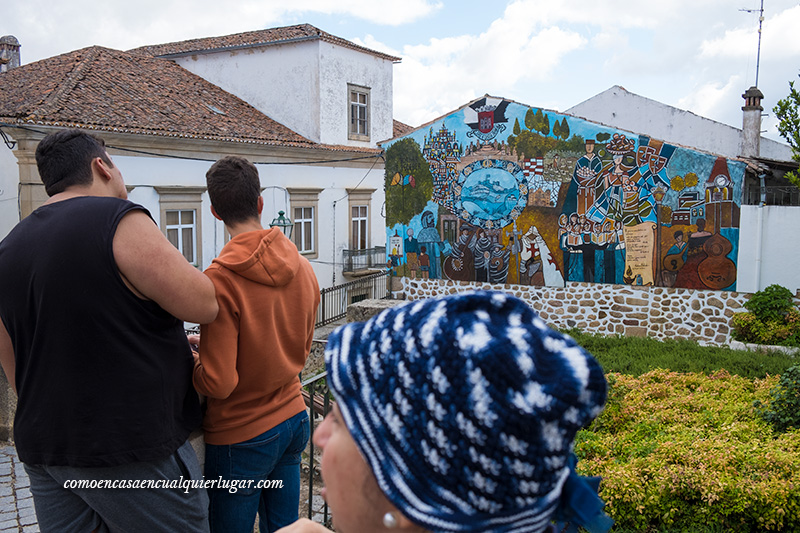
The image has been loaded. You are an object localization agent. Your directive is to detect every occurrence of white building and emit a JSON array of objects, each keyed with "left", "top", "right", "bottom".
[
  {"left": 0, "top": 25, "right": 401, "bottom": 288},
  {"left": 566, "top": 85, "right": 793, "bottom": 161},
  {"left": 566, "top": 85, "right": 799, "bottom": 294}
]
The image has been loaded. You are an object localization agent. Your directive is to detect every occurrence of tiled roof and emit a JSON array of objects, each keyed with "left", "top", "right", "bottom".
[
  {"left": 0, "top": 46, "right": 378, "bottom": 153},
  {"left": 393, "top": 119, "right": 414, "bottom": 138},
  {"left": 130, "top": 24, "right": 401, "bottom": 63}
]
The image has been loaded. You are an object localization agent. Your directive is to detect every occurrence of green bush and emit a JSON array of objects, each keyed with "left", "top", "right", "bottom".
[
  {"left": 576, "top": 369, "right": 800, "bottom": 532},
  {"left": 732, "top": 285, "right": 800, "bottom": 348},
  {"left": 745, "top": 284, "right": 796, "bottom": 322},
  {"left": 755, "top": 365, "right": 800, "bottom": 433},
  {"left": 565, "top": 329, "right": 796, "bottom": 379}
]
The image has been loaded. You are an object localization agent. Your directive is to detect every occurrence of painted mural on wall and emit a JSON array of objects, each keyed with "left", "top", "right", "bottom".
[{"left": 384, "top": 96, "right": 745, "bottom": 291}]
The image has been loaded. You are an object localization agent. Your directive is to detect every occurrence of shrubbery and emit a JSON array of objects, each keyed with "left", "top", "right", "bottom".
[
  {"left": 755, "top": 365, "right": 800, "bottom": 434},
  {"left": 566, "top": 328, "right": 796, "bottom": 379},
  {"left": 574, "top": 369, "right": 800, "bottom": 532},
  {"left": 732, "top": 284, "right": 800, "bottom": 347}
]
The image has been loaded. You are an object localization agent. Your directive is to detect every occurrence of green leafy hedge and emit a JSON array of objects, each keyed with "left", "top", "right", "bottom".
[
  {"left": 732, "top": 284, "right": 800, "bottom": 348},
  {"left": 575, "top": 369, "right": 800, "bottom": 532}
]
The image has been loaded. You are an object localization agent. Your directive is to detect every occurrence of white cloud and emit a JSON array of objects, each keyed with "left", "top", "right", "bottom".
[
  {"left": 677, "top": 75, "right": 744, "bottom": 121},
  {"left": 298, "top": 0, "right": 444, "bottom": 25}
]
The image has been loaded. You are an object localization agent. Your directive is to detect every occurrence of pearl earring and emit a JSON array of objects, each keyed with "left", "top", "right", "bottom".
[{"left": 382, "top": 511, "right": 399, "bottom": 529}]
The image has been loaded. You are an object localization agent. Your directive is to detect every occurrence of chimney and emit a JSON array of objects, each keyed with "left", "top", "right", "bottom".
[
  {"left": 0, "top": 35, "right": 21, "bottom": 73},
  {"left": 740, "top": 86, "right": 764, "bottom": 158}
]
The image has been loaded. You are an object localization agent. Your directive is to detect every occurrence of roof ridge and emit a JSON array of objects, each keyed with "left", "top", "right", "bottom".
[
  {"left": 36, "top": 47, "right": 101, "bottom": 117},
  {"left": 129, "top": 23, "right": 400, "bottom": 63}
]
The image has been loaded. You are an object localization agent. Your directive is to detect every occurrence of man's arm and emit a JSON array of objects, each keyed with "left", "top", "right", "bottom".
[
  {"left": 113, "top": 210, "right": 218, "bottom": 324},
  {"left": 0, "top": 320, "right": 15, "bottom": 394},
  {"left": 193, "top": 283, "right": 240, "bottom": 399}
]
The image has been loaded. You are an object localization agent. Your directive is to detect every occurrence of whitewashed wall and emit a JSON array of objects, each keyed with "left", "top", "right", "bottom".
[
  {"left": 0, "top": 144, "right": 19, "bottom": 236},
  {"left": 171, "top": 40, "right": 394, "bottom": 148},
  {"left": 738, "top": 205, "right": 800, "bottom": 294},
  {"left": 566, "top": 85, "right": 793, "bottom": 161},
  {"left": 318, "top": 41, "right": 394, "bottom": 146},
  {"left": 172, "top": 41, "right": 323, "bottom": 143},
  {"left": 116, "top": 154, "right": 385, "bottom": 289}
]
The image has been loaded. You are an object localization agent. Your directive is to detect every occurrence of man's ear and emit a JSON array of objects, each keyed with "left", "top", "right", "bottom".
[
  {"left": 210, "top": 205, "right": 223, "bottom": 221},
  {"left": 93, "top": 157, "right": 113, "bottom": 182},
  {"left": 257, "top": 196, "right": 264, "bottom": 215}
]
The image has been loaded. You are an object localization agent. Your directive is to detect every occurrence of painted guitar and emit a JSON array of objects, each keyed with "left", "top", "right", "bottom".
[{"left": 697, "top": 232, "right": 736, "bottom": 289}]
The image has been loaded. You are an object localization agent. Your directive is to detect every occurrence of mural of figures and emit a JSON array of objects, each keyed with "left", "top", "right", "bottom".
[{"left": 383, "top": 96, "right": 745, "bottom": 291}]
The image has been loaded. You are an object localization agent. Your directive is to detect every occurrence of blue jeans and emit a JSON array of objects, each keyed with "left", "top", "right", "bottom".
[{"left": 205, "top": 410, "right": 310, "bottom": 533}]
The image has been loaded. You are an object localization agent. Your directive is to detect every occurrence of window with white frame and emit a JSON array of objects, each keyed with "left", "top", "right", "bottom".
[
  {"left": 348, "top": 189, "right": 374, "bottom": 250},
  {"left": 155, "top": 186, "right": 205, "bottom": 267},
  {"left": 348, "top": 84, "right": 370, "bottom": 141},
  {"left": 294, "top": 207, "right": 314, "bottom": 253},
  {"left": 287, "top": 188, "right": 322, "bottom": 259}
]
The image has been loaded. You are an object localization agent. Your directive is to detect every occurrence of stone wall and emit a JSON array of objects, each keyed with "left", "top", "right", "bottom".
[{"left": 402, "top": 278, "right": 758, "bottom": 346}]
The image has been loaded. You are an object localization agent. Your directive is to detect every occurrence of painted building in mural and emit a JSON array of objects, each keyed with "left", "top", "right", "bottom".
[{"left": 381, "top": 96, "right": 745, "bottom": 291}]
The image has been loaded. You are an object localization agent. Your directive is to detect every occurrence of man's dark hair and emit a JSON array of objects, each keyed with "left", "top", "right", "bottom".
[
  {"left": 35, "top": 129, "right": 112, "bottom": 196},
  {"left": 674, "top": 230, "right": 684, "bottom": 239},
  {"left": 205, "top": 156, "right": 261, "bottom": 225}
]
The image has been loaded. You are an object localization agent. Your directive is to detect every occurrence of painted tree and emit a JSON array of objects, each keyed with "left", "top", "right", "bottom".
[
  {"left": 552, "top": 119, "right": 562, "bottom": 139},
  {"left": 559, "top": 118, "right": 570, "bottom": 140},
  {"left": 774, "top": 75, "right": 800, "bottom": 186},
  {"left": 384, "top": 138, "right": 434, "bottom": 227},
  {"left": 524, "top": 108, "right": 536, "bottom": 131},
  {"left": 513, "top": 118, "right": 521, "bottom": 135}
]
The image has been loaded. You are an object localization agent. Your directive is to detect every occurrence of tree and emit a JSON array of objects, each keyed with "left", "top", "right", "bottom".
[
  {"left": 560, "top": 118, "right": 570, "bottom": 140},
  {"left": 513, "top": 118, "right": 521, "bottom": 135},
  {"left": 541, "top": 114, "right": 550, "bottom": 136},
  {"left": 525, "top": 108, "right": 535, "bottom": 131},
  {"left": 384, "top": 138, "right": 434, "bottom": 226},
  {"left": 552, "top": 119, "right": 562, "bottom": 139},
  {"left": 774, "top": 75, "right": 800, "bottom": 187}
]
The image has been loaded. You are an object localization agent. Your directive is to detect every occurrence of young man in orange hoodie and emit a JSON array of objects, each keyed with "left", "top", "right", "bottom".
[{"left": 193, "top": 156, "right": 320, "bottom": 533}]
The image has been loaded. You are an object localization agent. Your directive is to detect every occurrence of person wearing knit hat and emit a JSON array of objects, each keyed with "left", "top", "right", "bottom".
[{"left": 277, "top": 290, "right": 612, "bottom": 533}]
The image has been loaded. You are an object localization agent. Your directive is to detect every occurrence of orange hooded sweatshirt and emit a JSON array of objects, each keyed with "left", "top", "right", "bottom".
[{"left": 193, "top": 227, "right": 320, "bottom": 445}]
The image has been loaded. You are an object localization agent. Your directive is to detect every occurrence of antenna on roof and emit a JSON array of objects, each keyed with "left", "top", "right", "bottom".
[{"left": 740, "top": 0, "right": 765, "bottom": 86}]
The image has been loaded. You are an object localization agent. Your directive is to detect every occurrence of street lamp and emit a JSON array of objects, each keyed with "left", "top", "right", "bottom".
[{"left": 269, "top": 210, "right": 293, "bottom": 238}]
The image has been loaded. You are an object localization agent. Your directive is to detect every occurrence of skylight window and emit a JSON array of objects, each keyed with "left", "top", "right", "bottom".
[{"left": 204, "top": 103, "right": 226, "bottom": 115}]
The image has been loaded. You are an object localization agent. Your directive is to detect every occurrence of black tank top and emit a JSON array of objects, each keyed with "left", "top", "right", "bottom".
[{"left": 0, "top": 196, "right": 201, "bottom": 467}]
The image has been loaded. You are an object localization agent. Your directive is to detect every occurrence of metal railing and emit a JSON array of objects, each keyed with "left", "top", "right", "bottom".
[
  {"left": 316, "top": 269, "right": 392, "bottom": 327},
  {"left": 301, "top": 369, "right": 334, "bottom": 525},
  {"left": 744, "top": 184, "right": 800, "bottom": 206},
  {"left": 342, "top": 246, "right": 386, "bottom": 272}
]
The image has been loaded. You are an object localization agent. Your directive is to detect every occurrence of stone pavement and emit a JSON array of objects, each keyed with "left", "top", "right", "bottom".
[{"left": 0, "top": 445, "right": 38, "bottom": 533}]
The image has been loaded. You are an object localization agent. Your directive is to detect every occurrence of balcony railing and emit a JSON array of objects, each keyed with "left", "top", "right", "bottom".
[
  {"left": 342, "top": 246, "right": 386, "bottom": 273},
  {"left": 316, "top": 269, "right": 391, "bottom": 327},
  {"left": 301, "top": 369, "right": 334, "bottom": 525},
  {"left": 744, "top": 184, "right": 800, "bottom": 206}
]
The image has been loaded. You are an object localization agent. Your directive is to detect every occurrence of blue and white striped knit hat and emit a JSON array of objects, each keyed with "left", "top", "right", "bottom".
[{"left": 324, "top": 291, "right": 612, "bottom": 533}]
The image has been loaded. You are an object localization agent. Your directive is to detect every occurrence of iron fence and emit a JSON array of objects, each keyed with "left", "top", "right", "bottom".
[
  {"left": 744, "top": 184, "right": 800, "bottom": 206},
  {"left": 342, "top": 246, "right": 386, "bottom": 272},
  {"left": 301, "top": 369, "right": 334, "bottom": 525},
  {"left": 316, "top": 269, "right": 392, "bottom": 327}
]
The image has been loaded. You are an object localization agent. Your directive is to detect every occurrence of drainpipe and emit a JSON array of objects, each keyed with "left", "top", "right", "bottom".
[{"left": 753, "top": 172, "right": 767, "bottom": 291}]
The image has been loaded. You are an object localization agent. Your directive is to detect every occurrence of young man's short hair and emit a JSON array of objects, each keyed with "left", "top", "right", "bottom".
[
  {"left": 35, "top": 129, "right": 112, "bottom": 196},
  {"left": 205, "top": 156, "right": 261, "bottom": 225}
]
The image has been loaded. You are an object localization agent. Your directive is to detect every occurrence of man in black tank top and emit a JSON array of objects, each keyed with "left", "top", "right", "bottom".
[{"left": 0, "top": 129, "right": 219, "bottom": 532}]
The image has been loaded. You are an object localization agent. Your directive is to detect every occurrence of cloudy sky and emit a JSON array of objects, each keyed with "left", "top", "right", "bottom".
[{"left": 5, "top": 0, "right": 799, "bottom": 142}]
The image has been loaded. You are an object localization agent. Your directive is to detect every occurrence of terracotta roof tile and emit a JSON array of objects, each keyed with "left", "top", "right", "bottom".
[
  {"left": 393, "top": 119, "right": 414, "bottom": 138},
  {"left": 0, "top": 46, "right": 380, "bottom": 153},
  {"left": 130, "top": 24, "right": 401, "bottom": 63}
]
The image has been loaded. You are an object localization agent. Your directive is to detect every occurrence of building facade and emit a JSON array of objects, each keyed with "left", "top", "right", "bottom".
[{"left": 0, "top": 25, "right": 399, "bottom": 289}]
